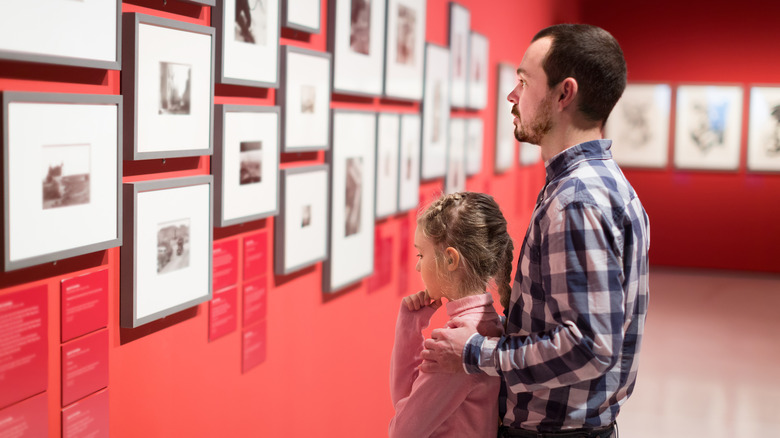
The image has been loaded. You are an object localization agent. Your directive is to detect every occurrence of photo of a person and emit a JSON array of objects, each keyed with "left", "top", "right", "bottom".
[
  {"left": 301, "top": 205, "right": 312, "bottom": 228},
  {"left": 350, "top": 0, "right": 371, "bottom": 55},
  {"left": 396, "top": 5, "right": 415, "bottom": 65},
  {"left": 235, "top": 0, "right": 268, "bottom": 45},
  {"left": 344, "top": 157, "right": 363, "bottom": 237},
  {"left": 159, "top": 62, "right": 191, "bottom": 115}
]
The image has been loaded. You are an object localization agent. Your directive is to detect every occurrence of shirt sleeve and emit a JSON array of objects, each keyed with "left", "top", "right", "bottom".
[{"left": 463, "top": 202, "right": 626, "bottom": 392}]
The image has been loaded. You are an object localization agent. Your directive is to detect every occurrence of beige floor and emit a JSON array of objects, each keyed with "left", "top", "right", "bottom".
[{"left": 615, "top": 267, "right": 780, "bottom": 437}]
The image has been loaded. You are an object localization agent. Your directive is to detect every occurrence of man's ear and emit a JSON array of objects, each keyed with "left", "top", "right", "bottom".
[
  {"left": 557, "top": 77, "right": 578, "bottom": 110},
  {"left": 444, "top": 247, "right": 460, "bottom": 272}
]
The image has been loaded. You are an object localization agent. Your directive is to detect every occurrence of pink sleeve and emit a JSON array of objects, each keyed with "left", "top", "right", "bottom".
[{"left": 389, "top": 302, "right": 436, "bottom": 404}]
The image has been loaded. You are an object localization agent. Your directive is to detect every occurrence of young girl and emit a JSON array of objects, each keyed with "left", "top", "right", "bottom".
[{"left": 389, "top": 192, "right": 514, "bottom": 437}]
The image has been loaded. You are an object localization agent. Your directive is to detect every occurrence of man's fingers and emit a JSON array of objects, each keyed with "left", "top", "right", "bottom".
[{"left": 422, "top": 338, "right": 438, "bottom": 350}]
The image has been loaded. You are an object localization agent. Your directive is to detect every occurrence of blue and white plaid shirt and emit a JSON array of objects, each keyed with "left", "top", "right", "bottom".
[{"left": 463, "top": 139, "right": 650, "bottom": 432}]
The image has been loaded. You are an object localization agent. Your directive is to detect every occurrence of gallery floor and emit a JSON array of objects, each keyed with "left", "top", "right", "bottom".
[{"left": 615, "top": 267, "right": 780, "bottom": 437}]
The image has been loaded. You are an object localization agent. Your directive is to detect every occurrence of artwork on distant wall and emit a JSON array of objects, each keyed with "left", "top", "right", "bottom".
[
  {"left": 329, "top": 0, "right": 387, "bottom": 96},
  {"left": 122, "top": 13, "right": 214, "bottom": 160},
  {"left": 213, "top": 105, "right": 280, "bottom": 227},
  {"left": 446, "top": 118, "right": 466, "bottom": 194},
  {"left": 283, "top": 0, "right": 321, "bottom": 33},
  {"left": 467, "top": 32, "right": 489, "bottom": 110},
  {"left": 465, "top": 117, "right": 484, "bottom": 176},
  {"left": 383, "top": 0, "right": 426, "bottom": 100},
  {"left": 397, "top": 113, "right": 422, "bottom": 212},
  {"left": 121, "top": 176, "right": 213, "bottom": 328},
  {"left": 495, "top": 62, "right": 518, "bottom": 173},
  {"left": 215, "top": 0, "right": 280, "bottom": 88},
  {"left": 275, "top": 165, "right": 329, "bottom": 275},
  {"left": 519, "top": 142, "right": 541, "bottom": 166},
  {"left": 674, "top": 85, "right": 743, "bottom": 170},
  {"left": 0, "top": 1, "right": 120, "bottom": 69},
  {"left": 279, "top": 46, "right": 332, "bottom": 152},
  {"left": 605, "top": 83, "right": 672, "bottom": 168},
  {"left": 448, "top": 2, "right": 470, "bottom": 108},
  {"left": 748, "top": 86, "right": 780, "bottom": 172},
  {"left": 375, "top": 113, "right": 401, "bottom": 219},
  {"left": 325, "top": 110, "right": 376, "bottom": 293},
  {"left": 421, "top": 43, "right": 451, "bottom": 180},
  {"left": 2, "top": 92, "right": 122, "bottom": 271}
]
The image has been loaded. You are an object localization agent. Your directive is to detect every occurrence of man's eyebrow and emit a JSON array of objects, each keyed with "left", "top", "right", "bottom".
[{"left": 516, "top": 67, "right": 527, "bottom": 76}]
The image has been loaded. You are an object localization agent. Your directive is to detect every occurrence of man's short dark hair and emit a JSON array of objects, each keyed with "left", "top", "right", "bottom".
[{"left": 532, "top": 24, "right": 627, "bottom": 125}]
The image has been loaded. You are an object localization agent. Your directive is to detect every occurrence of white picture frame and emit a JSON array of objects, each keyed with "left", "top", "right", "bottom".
[
  {"left": 0, "top": 1, "right": 120, "bottom": 69},
  {"left": 324, "top": 110, "right": 376, "bottom": 293},
  {"left": 495, "top": 62, "right": 518, "bottom": 173},
  {"left": 122, "top": 13, "right": 215, "bottom": 160},
  {"left": 213, "top": 104, "right": 280, "bottom": 227},
  {"left": 383, "top": 0, "right": 426, "bottom": 101},
  {"left": 2, "top": 92, "right": 122, "bottom": 271},
  {"left": 284, "top": 0, "right": 322, "bottom": 33},
  {"left": 275, "top": 165, "right": 329, "bottom": 275},
  {"left": 448, "top": 2, "right": 470, "bottom": 108},
  {"left": 466, "top": 31, "right": 489, "bottom": 110},
  {"left": 446, "top": 118, "right": 466, "bottom": 194},
  {"left": 747, "top": 86, "right": 780, "bottom": 172},
  {"left": 421, "top": 43, "right": 451, "bottom": 180},
  {"left": 397, "top": 113, "right": 422, "bottom": 212},
  {"left": 328, "top": 0, "right": 387, "bottom": 96},
  {"left": 465, "top": 117, "right": 483, "bottom": 176},
  {"left": 214, "top": 0, "right": 281, "bottom": 88},
  {"left": 605, "top": 83, "right": 672, "bottom": 169},
  {"left": 121, "top": 176, "right": 213, "bottom": 328},
  {"left": 375, "top": 113, "right": 401, "bottom": 219},
  {"left": 674, "top": 85, "right": 743, "bottom": 171}
]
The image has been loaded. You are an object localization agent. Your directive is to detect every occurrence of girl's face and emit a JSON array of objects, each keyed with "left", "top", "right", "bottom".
[{"left": 414, "top": 225, "right": 448, "bottom": 301}]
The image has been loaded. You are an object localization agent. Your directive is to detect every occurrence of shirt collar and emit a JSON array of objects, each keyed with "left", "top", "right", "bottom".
[
  {"left": 544, "top": 139, "right": 613, "bottom": 183},
  {"left": 446, "top": 293, "right": 494, "bottom": 318}
]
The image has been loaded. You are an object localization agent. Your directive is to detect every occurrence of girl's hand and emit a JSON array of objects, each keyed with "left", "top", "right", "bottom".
[{"left": 402, "top": 290, "right": 442, "bottom": 311}]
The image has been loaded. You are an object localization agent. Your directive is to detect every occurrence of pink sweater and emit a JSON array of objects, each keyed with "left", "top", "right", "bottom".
[{"left": 389, "top": 293, "right": 504, "bottom": 437}]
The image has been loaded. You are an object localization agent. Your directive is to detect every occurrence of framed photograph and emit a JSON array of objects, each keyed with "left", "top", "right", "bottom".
[
  {"left": 122, "top": 13, "right": 215, "bottom": 160},
  {"left": 2, "top": 92, "right": 122, "bottom": 271},
  {"left": 213, "top": 105, "right": 280, "bottom": 227},
  {"left": 674, "top": 85, "right": 743, "bottom": 171},
  {"left": 605, "top": 83, "right": 672, "bottom": 169},
  {"left": 328, "top": 0, "right": 387, "bottom": 96},
  {"left": 446, "top": 118, "right": 466, "bottom": 194},
  {"left": 121, "top": 176, "right": 213, "bottom": 328},
  {"left": 747, "top": 86, "right": 780, "bottom": 172},
  {"left": 279, "top": 46, "right": 332, "bottom": 152},
  {"left": 495, "top": 62, "right": 518, "bottom": 173},
  {"left": 214, "top": 0, "right": 280, "bottom": 88},
  {"left": 324, "top": 110, "right": 377, "bottom": 293},
  {"left": 465, "top": 117, "right": 483, "bottom": 176},
  {"left": 274, "top": 165, "right": 329, "bottom": 275},
  {"left": 448, "top": 2, "right": 470, "bottom": 108},
  {"left": 0, "top": 1, "right": 120, "bottom": 69},
  {"left": 421, "top": 43, "right": 451, "bottom": 180},
  {"left": 519, "top": 142, "right": 541, "bottom": 166},
  {"left": 376, "top": 113, "right": 401, "bottom": 219},
  {"left": 466, "top": 32, "right": 489, "bottom": 110},
  {"left": 284, "top": 0, "right": 322, "bottom": 33},
  {"left": 398, "top": 113, "right": 422, "bottom": 212},
  {"left": 383, "top": 0, "right": 426, "bottom": 101}
]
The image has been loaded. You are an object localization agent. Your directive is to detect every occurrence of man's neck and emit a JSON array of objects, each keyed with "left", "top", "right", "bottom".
[{"left": 539, "top": 123, "right": 603, "bottom": 162}]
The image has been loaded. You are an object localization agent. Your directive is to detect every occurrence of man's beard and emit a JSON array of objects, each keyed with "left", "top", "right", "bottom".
[{"left": 513, "top": 94, "right": 554, "bottom": 145}]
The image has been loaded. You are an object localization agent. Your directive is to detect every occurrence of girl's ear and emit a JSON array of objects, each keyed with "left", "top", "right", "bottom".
[{"left": 444, "top": 247, "right": 460, "bottom": 272}]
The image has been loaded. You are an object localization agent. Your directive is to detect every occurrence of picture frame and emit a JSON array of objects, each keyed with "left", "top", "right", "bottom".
[
  {"left": 181, "top": 0, "right": 217, "bottom": 6},
  {"left": 605, "top": 83, "right": 672, "bottom": 169},
  {"left": 2, "top": 92, "right": 122, "bottom": 271},
  {"left": 214, "top": 0, "right": 280, "bottom": 88},
  {"left": 519, "top": 142, "right": 541, "bottom": 166},
  {"left": 121, "top": 175, "right": 213, "bottom": 328},
  {"left": 495, "top": 62, "right": 518, "bottom": 173},
  {"left": 375, "top": 113, "right": 401, "bottom": 219},
  {"left": 466, "top": 31, "right": 489, "bottom": 110},
  {"left": 324, "top": 110, "right": 377, "bottom": 293},
  {"left": 328, "top": 0, "right": 387, "bottom": 96},
  {"left": 465, "top": 117, "right": 484, "bottom": 176},
  {"left": 383, "top": 0, "right": 426, "bottom": 101},
  {"left": 747, "top": 86, "right": 780, "bottom": 172},
  {"left": 0, "top": 1, "right": 120, "bottom": 70},
  {"left": 213, "top": 104, "right": 280, "bottom": 227},
  {"left": 446, "top": 118, "right": 466, "bottom": 194},
  {"left": 421, "top": 43, "right": 451, "bottom": 180},
  {"left": 397, "top": 113, "right": 422, "bottom": 212},
  {"left": 674, "top": 85, "right": 743, "bottom": 171},
  {"left": 448, "top": 2, "right": 470, "bottom": 108},
  {"left": 283, "top": 0, "right": 322, "bottom": 33},
  {"left": 278, "top": 46, "right": 332, "bottom": 152},
  {"left": 274, "top": 165, "right": 329, "bottom": 275},
  {"left": 122, "top": 13, "right": 215, "bottom": 160}
]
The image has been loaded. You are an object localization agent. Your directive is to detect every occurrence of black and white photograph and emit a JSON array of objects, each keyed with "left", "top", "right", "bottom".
[
  {"left": 748, "top": 86, "right": 780, "bottom": 172},
  {"left": 446, "top": 118, "right": 466, "bottom": 194},
  {"left": 216, "top": 0, "right": 280, "bottom": 87},
  {"left": 301, "top": 85, "right": 316, "bottom": 113},
  {"left": 396, "top": 5, "right": 416, "bottom": 65},
  {"left": 350, "top": 0, "right": 372, "bottom": 55},
  {"left": 397, "top": 113, "right": 421, "bottom": 212},
  {"left": 41, "top": 144, "right": 91, "bottom": 210},
  {"left": 421, "top": 43, "right": 451, "bottom": 179},
  {"left": 375, "top": 113, "right": 400, "bottom": 218},
  {"left": 159, "top": 62, "right": 192, "bottom": 115},
  {"left": 157, "top": 219, "right": 191, "bottom": 274},
  {"left": 465, "top": 118, "right": 483, "bottom": 176},
  {"left": 432, "top": 81, "right": 443, "bottom": 143},
  {"left": 467, "top": 32, "right": 489, "bottom": 110},
  {"left": 448, "top": 2, "right": 470, "bottom": 108},
  {"left": 383, "top": 0, "right": 425, "bottom": 100},
  {"left": 330, "top": 0, "right": 386, "bottom": 96},
  {"left": 280, "top": 46, "right": 332, "bottom": 151},
  {"left": 239, "top": 141, "right": 263, "bottom": 185},
  {"left": 344, "top": 157, "right": 363, "bottom": 237},
  {"left": 301, "top": 205, "right": 312, "bottom": 227},
  {"left": 235, "top": 0, "right": 268, "bottom": 45}
]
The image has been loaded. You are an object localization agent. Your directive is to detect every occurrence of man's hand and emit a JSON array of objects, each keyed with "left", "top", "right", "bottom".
[{"left": 419, "top": 319, "right": 476, "bottom": 374}]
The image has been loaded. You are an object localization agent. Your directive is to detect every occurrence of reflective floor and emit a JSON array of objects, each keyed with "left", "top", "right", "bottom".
[{"left": 616, "top": 267, "right": 780, "bottom": 437}]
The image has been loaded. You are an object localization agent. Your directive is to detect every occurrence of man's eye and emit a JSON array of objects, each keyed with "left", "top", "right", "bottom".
[{"left": 416, "top": 253, "right": 422, "bottom": 259}]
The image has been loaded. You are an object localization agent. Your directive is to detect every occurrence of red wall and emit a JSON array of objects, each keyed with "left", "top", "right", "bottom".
[
  {"left": 0, "top": 1, "right": 563, "bottom": 436},
  {"left": 581, "top": 0, "right": 780, "bottom": 273}
]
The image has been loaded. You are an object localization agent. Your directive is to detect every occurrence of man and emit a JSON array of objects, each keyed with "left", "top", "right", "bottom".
[{"left": 420, "top": 24, "right": 650, "bottom": 438}]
